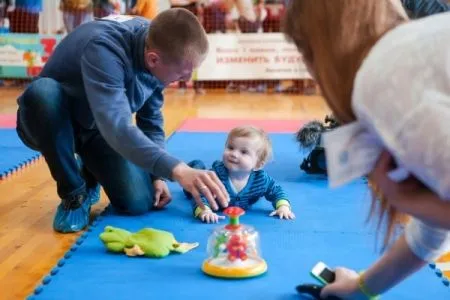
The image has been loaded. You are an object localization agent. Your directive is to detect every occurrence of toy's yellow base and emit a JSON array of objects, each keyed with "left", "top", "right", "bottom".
[{"left": 202, "top": 256, "right": 267, "bottom": 278}]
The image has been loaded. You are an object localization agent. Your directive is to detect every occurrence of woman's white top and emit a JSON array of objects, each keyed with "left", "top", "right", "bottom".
[{"left": 323, "top": 12, "right": 450, "bottom": 261}]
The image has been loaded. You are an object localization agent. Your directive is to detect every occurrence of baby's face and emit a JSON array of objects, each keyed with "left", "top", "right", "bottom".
[{"left": 223, "top": 136, "right": 260, "bottom": 174}]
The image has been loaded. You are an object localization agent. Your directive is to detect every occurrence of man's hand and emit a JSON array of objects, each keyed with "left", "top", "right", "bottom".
[
  {"left": 153, "top": 179, "right": 172, "bottom": 209},
  {"left": 172, "top": 163, "right": 229, "bottom": 211}
]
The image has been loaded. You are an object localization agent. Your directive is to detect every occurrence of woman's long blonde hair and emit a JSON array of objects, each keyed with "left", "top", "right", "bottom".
[{"left": 283, "top": 0, "right": 409, "bottom": 248}]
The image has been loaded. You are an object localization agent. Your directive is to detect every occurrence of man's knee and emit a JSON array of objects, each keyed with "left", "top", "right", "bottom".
[
  {"left": 125, "top": 200, "right": 151, "bottom": 216},
  {"left": 112, "top": 194, "right": 152, "bottom": 216},
  {"left": 17, "top": 78, "right": 69, "bottom": 149},
  {"left": 106, "top": 173, "right": 154, "bottom": 216},
  {"left": 19, "top": 78, "right": 63, "bottom": 113}
]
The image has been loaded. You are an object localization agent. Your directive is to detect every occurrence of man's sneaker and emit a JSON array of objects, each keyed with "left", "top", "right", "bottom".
[
  {"left": 75, "top": 154, "right": 101, "bottom": 205},
  {"left": 53, "top": 193, "right": 91, "bottom": 233},
  {"left": 87, "top": 184, "right": 101, "bottom": 205}
]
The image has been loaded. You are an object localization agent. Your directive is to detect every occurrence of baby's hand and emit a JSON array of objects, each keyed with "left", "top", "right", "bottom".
[
  {"left": 270, "top": 205, "right": 295, "bottom": 220},
  {"left": 199, "top": 209, "right": 225, "bottom": 224}
]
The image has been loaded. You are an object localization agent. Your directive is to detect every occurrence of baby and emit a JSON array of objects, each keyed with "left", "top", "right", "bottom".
[{"left": 184, "top": 125, "right": 295, "bottom": 223}]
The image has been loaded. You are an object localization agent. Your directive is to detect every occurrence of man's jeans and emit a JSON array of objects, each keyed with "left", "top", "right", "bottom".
[{"left": 16, "top": 77, "right": 154, "bottom": 215}]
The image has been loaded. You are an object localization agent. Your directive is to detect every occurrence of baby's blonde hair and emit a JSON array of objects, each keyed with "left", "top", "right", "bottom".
[{"left": 226, "top": 125, "right": 272, "bottom": 168}]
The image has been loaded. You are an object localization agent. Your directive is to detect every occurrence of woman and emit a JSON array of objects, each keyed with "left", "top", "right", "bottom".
[
  {"left": 283, "top": 1, "right": 450, "bottom": 299},
  {"left": 7, "top": 0, "right": 42, "bottom": 33},
  {"left": 131, "top": 0, "right": 158, "bottom": 20},
  {"left": 60, "top": 0, "right": 94, "bottom": 33}
]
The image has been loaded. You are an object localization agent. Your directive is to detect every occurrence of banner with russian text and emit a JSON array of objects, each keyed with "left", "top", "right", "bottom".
[
  {"left": 196, "top": 33, "right": 311, "bottom": 80},
  {"left": 0, "top": 34, "right": 63, "bottom": 79}
]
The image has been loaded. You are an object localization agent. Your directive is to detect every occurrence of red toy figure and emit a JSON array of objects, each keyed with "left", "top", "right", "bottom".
[{"left": 226, "top": 234, "right": 248, "bottom": 262}]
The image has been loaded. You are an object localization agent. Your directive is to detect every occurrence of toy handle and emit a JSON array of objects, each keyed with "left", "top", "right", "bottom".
[{"left": 223, "top": 207, "right": 245, "bottom": 229}]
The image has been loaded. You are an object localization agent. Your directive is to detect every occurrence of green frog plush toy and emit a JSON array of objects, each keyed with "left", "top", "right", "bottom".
[{"left": 99, "top": 226, "right": 199, "bottom": 258}]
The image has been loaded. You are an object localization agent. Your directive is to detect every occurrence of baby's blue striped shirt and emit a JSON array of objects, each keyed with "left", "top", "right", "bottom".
[
  {"left": 401, "top": 0, "right": 449, "bottom": 18},
  {"left": 192, "top": 160, "right": 289, "bottom": 213}
]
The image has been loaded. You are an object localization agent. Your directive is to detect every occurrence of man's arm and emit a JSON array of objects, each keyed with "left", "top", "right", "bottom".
[
  {"left": 136, "top": 91, "right": 166, "bottom": 181},
  {"left": 136, "top": 90, "right": 166, "bottom": 150},
  {"left": 80, "top": 38, "right": 181, "bottom": 179}
]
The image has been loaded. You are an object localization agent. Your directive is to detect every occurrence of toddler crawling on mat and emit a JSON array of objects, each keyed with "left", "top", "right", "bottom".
[{"left": 184, "top": 125, "right": 295, "bottom": 223}]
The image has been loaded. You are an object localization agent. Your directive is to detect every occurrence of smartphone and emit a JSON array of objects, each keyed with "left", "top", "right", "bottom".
[{"left": 310, "top": 261, "right": 336, "bottom": 285}]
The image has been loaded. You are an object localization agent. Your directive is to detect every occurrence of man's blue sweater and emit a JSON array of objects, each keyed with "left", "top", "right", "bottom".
[{"left": 38, "top": 16, "right": 181, "bottom": 180}]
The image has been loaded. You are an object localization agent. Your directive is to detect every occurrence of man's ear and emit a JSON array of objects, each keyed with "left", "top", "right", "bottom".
[{"left": 145, "top": 50, "right": 161, "bottom": 68}]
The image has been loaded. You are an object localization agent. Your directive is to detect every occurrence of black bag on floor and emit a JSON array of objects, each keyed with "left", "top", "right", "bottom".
[
  {"left": 296, "top": 115, "right": 340, "bottom": 175},
  {"left": 300, "top": 146, "right": 328, "bottom": 175}
]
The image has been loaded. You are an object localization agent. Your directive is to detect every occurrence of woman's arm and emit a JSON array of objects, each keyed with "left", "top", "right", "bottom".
[
  {"left": 321, "top": 235, "right": 426, "bottom": 299},
  {"left": 362, "top": 235, "right": 426, "bottom": 295},
  {"left": 322, "top": 151, "right": 450, "bottom": 299},
  {"left": 394, "top": 186, "right": 450, "bottom": 229}
]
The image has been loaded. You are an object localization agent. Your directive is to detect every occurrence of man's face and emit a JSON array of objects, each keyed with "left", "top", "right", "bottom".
[{"left": 145, "top": 50, "right": 206, "bottom": 86}]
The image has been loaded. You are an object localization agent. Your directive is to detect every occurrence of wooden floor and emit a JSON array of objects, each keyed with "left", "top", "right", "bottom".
[{"left": 0, "top": 87, "right": 330, "bottom": 299}]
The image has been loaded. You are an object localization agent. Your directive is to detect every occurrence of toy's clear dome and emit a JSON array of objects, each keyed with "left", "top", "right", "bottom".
[{"left": 202, "top": 207, "right": 267, "bottom": 278}]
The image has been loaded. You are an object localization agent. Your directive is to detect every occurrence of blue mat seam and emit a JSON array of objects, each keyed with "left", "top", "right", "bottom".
[
  {"left": 27, "top": 205, "right": 113, "bottom": 300},
  {"left": 26, "top": 127, "right": 183, "bottom": 299},
  {"left": 0, "top": 153, "right": 42, "bottom": 180},
  {"left": 429, "top": 263, "right": 450, "bottom": 287}
]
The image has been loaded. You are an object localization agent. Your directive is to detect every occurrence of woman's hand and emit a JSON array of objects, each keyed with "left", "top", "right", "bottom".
[
  {"left": 369, "top": 151, "right": 430, "bottom": 213},
  {"left": 320, "top": 268, "right": 367, "bottom": 300},
  {"left": 369, "top": 150, "right": 450, "bottom": 229}
]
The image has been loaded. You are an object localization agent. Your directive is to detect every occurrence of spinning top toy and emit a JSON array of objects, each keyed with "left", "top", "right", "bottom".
[{"left": 202, "top": 207, "right": 267, "bottom": 278}]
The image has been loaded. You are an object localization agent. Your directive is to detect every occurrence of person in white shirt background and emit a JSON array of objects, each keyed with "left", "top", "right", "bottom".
[{"left": 283, "top": 0, "right": 450, "bottom": 299}]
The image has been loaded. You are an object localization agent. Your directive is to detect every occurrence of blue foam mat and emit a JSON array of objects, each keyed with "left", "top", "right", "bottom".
[
  {"left": 0, "top": 129, "right": 41, "bottom": 178},
  {"left": 29, "top": 132, "right": 448, "bottom": 299}
]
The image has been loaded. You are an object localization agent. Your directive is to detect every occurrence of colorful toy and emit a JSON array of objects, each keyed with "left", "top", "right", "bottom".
[
  {"left": 202, "top": 207, "right": 267, "bottom": 278},
  {"left": 99, "top": 226, "right": 199, "bottom": 258}
]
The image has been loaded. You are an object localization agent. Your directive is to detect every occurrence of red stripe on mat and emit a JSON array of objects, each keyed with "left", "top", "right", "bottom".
[
  {"left": 1, "top": 115, "right": 306, "bottom": 133},
  {"left": 0, "top": 114, "right": 16, "bottom": 128},
  {"left": 178, "top": 118, "right": 306, "bottom": 133}
]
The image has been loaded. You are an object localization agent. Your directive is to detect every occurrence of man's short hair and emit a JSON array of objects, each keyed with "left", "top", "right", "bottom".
[{"left": 146, "top": 8, "right": 209, "bottom": 64}]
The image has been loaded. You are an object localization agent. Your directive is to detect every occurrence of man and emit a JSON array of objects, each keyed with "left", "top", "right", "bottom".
[{"left": 16, "top": 8, "right": 229, "bottom": 233}]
